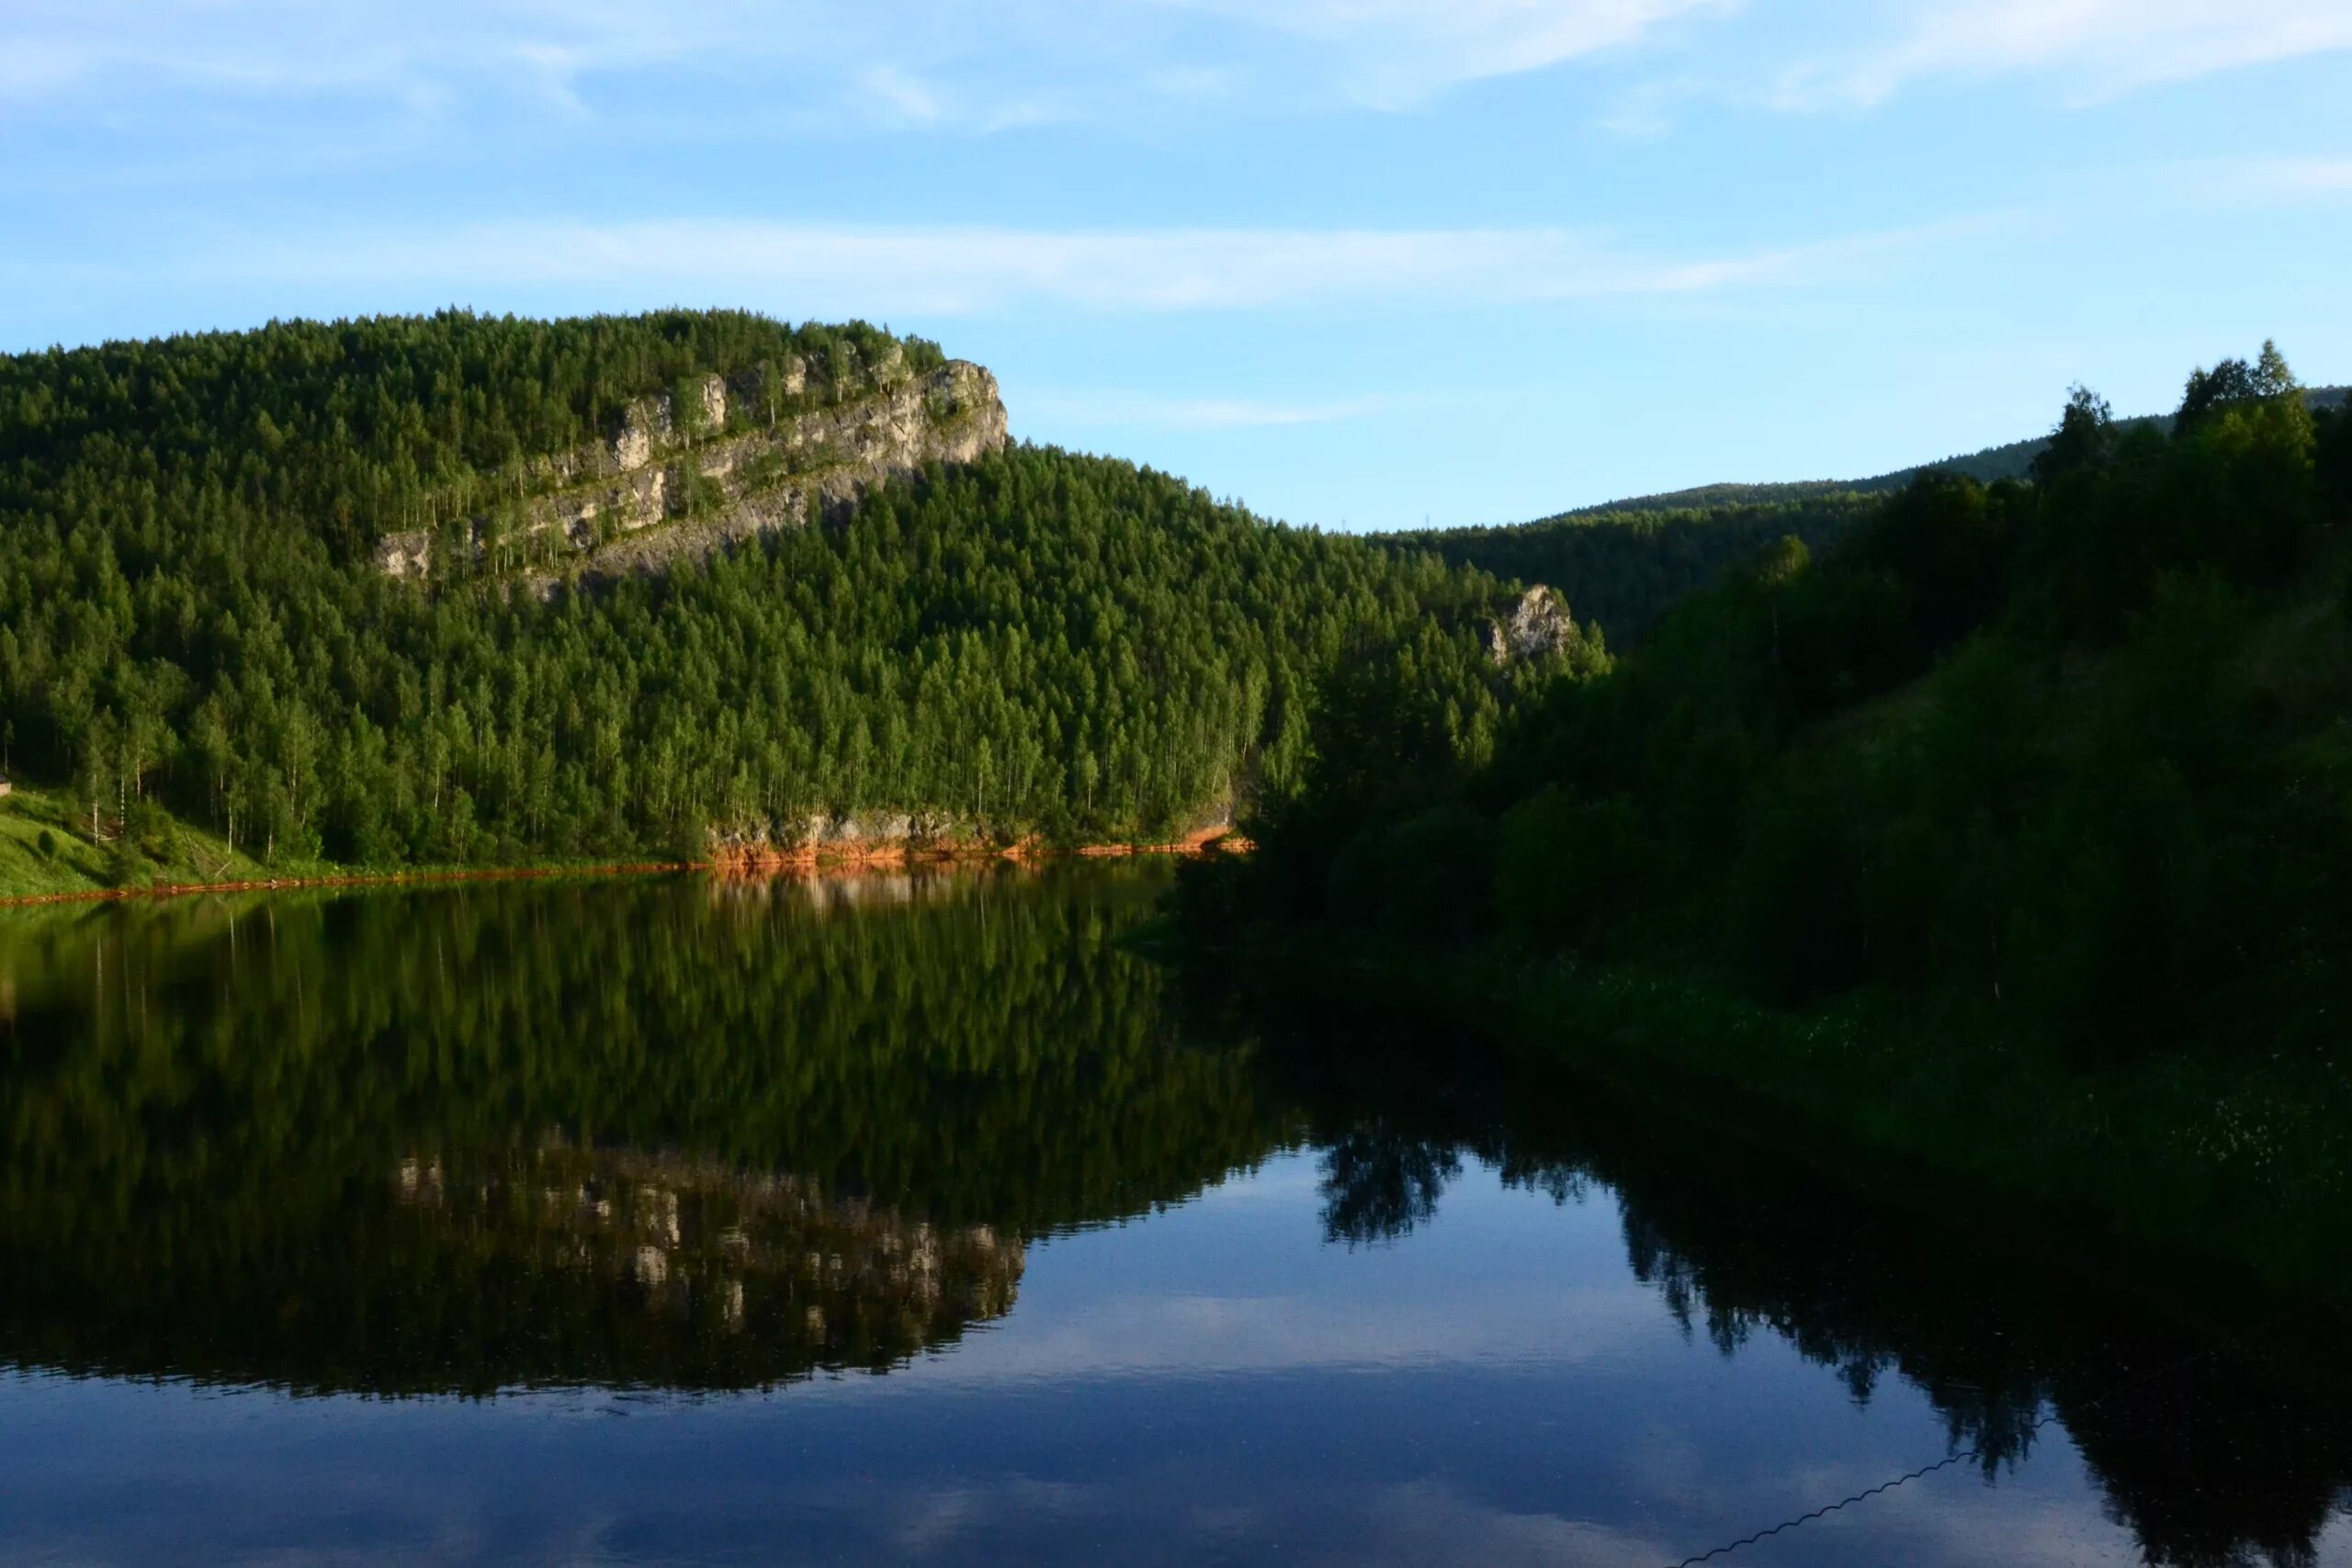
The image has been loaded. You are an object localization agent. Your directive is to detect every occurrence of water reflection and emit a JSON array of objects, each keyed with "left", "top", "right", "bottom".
[
  {"left": 0, "top": 865, "right": 1281, "bottom": 1394},
  {"left": 1257, "top": 1026, "right": 2352, "bottom": 1568},
  {"left": 0, "top": 868, "right": 2346, "bottom": 1566},
  {"left": 379, "top": 1141, "right": 1026, "bottom": 1386}
]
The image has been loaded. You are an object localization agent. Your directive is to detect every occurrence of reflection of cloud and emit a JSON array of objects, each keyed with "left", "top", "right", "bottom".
[
  {"left": 893, "top": 1486, "right": 978, "bottom": 1554},
  {"left": 890, "top": 1477, "right": 1105, "bottom": 1562},
  {"left": 1357, "top": 1478, "right": 1676, "bottom": 1568},
  {"left": 0, "top": 1362, "right": 2197, "bottom": 1568},
  {"left": 849, "top": 1282, "right": 1668, "bottom": 1387},
  {"left": 1354, "top": 1463, "right": 2154, "bottom": 1568}
]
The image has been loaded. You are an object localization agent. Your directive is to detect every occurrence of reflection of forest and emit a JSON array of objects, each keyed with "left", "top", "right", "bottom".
[
  {"left": 1255, "top": 1026, "right": 2352, "bottom": 1568},
  {"left": 10, "top": 872, "right": 2346, "bottom": 1564},
  {"left": 0, "top": 865, "right": 1290, "bottom": 1394}
]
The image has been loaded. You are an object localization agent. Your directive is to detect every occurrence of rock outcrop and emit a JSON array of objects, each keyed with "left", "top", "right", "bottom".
[
  {"left": 1487, "top": 584, "right": 1581, "bottom": 665},
  {"left": 373, "top": 357, "right": 1009, "bottom": 588}
]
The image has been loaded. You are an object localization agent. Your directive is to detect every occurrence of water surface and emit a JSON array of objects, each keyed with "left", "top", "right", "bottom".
[{"left": 0, "top": 865, "right": 2346, "bottom": 1565}]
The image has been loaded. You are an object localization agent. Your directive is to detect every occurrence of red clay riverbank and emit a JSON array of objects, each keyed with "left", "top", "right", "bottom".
[
  {"left": 0, "top": 862, "right": 694, "bottom": 910},
  {"left": 0, "top": 833, "right": 1250, "bottom": 911},
  {"left": 707, "top": 825, "right": 1248, "bottom": 875}
]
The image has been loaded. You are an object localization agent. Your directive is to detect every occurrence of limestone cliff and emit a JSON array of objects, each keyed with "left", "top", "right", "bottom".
[
  {"left": 373, "top": 354, "right": 1009, "bottom": 588},
  {"left": 1486, "top": 584, "right": 1581, "bottom": 665}
]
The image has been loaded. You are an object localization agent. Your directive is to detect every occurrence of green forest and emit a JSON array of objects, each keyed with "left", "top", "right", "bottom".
[
  {"left": 1377, "top": 492, "right": 1878, "bottom": 645},
  {"left": 17, "top": 309, "right": 2352, "bottom": 1261},
  {"left": 0, "top": 310, "right": 1560, "bottom": 890},
  {"left": 1384, "top": 388, "right": 2350, "bottom": 648},
  {"left": 1181, "top": 344, "right": 2352, "bottom": 1278},
  {"left": 1202, "top": 342, "right": 2352, "bottom": 1054}
]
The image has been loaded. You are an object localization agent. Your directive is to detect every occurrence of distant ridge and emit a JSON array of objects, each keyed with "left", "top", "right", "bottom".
[
  {"left": 1555, "top": 386, "right": 2350, "bottom": 519},
  {"left": 1380, "top": 384, "right": 2349, "bottom": 646}
]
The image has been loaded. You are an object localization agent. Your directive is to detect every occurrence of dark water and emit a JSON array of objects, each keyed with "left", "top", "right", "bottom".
[{"left": 0, "top": 865, "right": 2346, "bottom": 1567}]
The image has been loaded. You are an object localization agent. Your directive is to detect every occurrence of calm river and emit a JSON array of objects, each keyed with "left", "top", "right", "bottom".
[{"left": 0, "top": 864, "right": 2346, "bottom": 1566}]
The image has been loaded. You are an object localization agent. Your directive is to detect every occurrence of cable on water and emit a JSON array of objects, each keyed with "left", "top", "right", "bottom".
[
  {"left": 1666, "top": 1427, "right": 2058, "bottom": 1568},
  {"left": 1659, "top": 1302, "right": 2324, "bottom": 1568}
]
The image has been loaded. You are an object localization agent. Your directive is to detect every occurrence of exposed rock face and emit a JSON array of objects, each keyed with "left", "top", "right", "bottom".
[
  {"left": 1487, "top": 585, "right": 1580, "bottom": 666},
  {"left": 375, "top": 531, "right": 434, "bottom": 578},
  {"left": 373, "top": 360, "right": 1009, "bottom": 586},
  {"left": 705, "top": 811, "right": 988, "bottom": 868}
]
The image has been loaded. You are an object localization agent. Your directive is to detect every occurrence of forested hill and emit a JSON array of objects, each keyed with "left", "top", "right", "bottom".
[
  {"left": 1380, "top": 494, "right": 1877, "bottom": 648},
  {"left": 1200, "top": 343, "right": 2352, "bottom": 1066},
  {"left": 1555, "top": 384, "right": 2351, "bottom": 516},
  {"left": 0, "top": 310, "right": 1585, "bottom": 888},
  {"left": 1381, "top": 385, "right": 2348, "bottom": 646}
]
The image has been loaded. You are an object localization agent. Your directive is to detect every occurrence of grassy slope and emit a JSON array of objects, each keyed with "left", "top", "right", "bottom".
[
  {"left": 0, "top": 784, "right": 647, "bottom": 901},
  {"left": 0, "top": 784, "right": 290, "bottom": 899}
]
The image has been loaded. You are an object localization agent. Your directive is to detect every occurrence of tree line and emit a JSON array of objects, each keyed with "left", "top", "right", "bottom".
[
  {"left": 0, "top": 310, "right": 1542, "bottom": 871},
  {"left": 1196, "top": 342, "right": 2352, "bottom": 1066},
  {"left": 1377, "top": 493, "right": 1877, "bottom": 647}
]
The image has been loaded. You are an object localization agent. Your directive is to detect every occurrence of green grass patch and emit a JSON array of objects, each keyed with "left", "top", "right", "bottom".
[
  {"left": 0, "top": 784, "right": 687, "bottom": 903},
  {"left": 0, "top": 784, "right": 294, "bottom": 900}
]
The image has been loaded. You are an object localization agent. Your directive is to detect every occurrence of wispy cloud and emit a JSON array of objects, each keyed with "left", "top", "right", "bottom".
[
  {"left": 6, "top": 0, "right": 2342, "bottom": 157},
  {"left": 126, "top": 215, "right": 1972, "bottom": 318},
  {"left": 2223, "top": 156, "right": 2352, "bottom": 196},
  {"left": 1022, "top": 390, "right": 1394, "bottom": 431},
  {"left": 1773, "top": 0, "right": 2352, "bottom": 108},
  {"left": 1163, "top": 0, "right": 1736, "bottom": 107},
  {"left": 2159, "top": 154, "right": 2352, "bottom": 212},
  {"left": 863, "top": 64, "right": 946, "bottom": 128},
  {"left": 0, "top": 0, "right": 764, "bottom": 97},
  {"left": 0, "top": 0, "right": 1717, "bottom": 133}
]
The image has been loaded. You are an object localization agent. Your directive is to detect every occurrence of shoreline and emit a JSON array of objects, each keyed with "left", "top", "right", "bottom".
[
  {"left": 702, "top": 825, "right": 1246, "bottom": 876},
  {"left": 1207, "top": 926, "right": 2352, "bottom": 1303},
  {"left": 0, "top": 833, "right": 1248, "bottom": 911}
]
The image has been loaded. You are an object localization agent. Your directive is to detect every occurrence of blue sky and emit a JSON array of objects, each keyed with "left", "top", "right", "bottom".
[{"left": 4, "top": 1, "right": 2348, "bottom": 530}]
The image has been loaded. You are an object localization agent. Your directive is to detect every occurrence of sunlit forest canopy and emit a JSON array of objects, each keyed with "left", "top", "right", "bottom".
[
  {"left": 0, "top": 309, "right": 943, "bottom": 560},
  {"left": 0, "top": 311, "right": 1570, "bottom": 870}
]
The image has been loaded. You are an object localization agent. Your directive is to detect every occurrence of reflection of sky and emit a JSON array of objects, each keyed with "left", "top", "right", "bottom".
[{"left": 4, "top": 1153, "right": 2341, "bottom": 1567}]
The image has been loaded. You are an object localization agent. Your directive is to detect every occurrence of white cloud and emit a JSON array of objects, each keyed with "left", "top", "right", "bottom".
[
  {"left": 1775, "top": 0, "right": 2352, "bottom": 108},
  {"left": 0, "top": 0, "right": 1717, "bottom": 130},
  {"left": 863, "top": 64, "right": 947, "bottom": 127},
  {"left": 1164, "top": 0, "right": 1736, "bottom": 107},
  {"left": 155, "top": 216, "right": 1955, "bottom": 318},
  {"left": 2157, "top": 154, "right": 2352, "bottom": 211},
  {"left": 1023, "top": 390, "right": 1395, "bottom": 431},
  {"left": 4, "top": 0, "right": 2340, "bottom": 147},
  {"left": 2219, "top": 156, "right": 2352, "bottom": 197}
]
